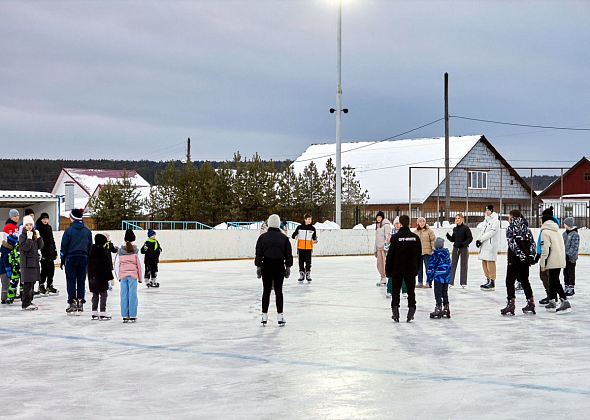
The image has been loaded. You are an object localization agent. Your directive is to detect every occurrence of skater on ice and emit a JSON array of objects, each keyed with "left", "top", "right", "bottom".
[
  {"left": 501, "top": 210, "right": 537, "bottom": 316},
  {"left": 446, "top": 213, "right": 473, "bottom": 288},
  {"left": 427, "top": 237, "right": 452, "bottom": 319},
  {"left": 415, "top": 216, "right": 436, "bottom": 288},
  {"left": 385, "top": 215, "right": 422, "bottom": 323},
  {"left": 61, "top": 209, "right": 93, "bottom": 315},
  {"left": 5, "top": 234, "right": 21, "bottom": 303},
  {"left": 374, "top": 211, "right": 391, "bottom": 287},
  {"left": 88, "top": 234, "right": 115, "bottom": 320},
  {"left": 0, "top": 233, "right": 18, "bottom": 304},
  {"left": 476, "top": 205, "right": 500, "bottom": 291},
  {"left": 36, "top": 212, "right": 58, "bottom": 296},
  {"left": 562, "top": 217, "right": 579, "bottom": 297},
  {"left": 3, "top": 208, "right": 19, "bottom": 238},
  {"left": 255, "top": 214, "right": 293, "bottom": 326},
  {"left": 141, "top": 229, "right": 162, "bottom": 288},
  {"left": 18, "top": 215, "right": 44, "bottom": 311},
  {"left": 291, "top": 214, "right": 317, "bottom": 282},
  {"left": 114, "top": 229, "right": 144, "bottom": 323}
]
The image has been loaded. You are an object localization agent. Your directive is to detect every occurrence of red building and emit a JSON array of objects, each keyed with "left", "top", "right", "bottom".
[{"left": 537, "top": 157, "right": 590, "bottom": 199}]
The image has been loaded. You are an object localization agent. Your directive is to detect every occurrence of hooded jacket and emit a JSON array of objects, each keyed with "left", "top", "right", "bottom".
[
  {"left": 375, "top": 219, "right": 392, "bottom": 252},
  {"left": 255, "top": 228, "right": 294, "bottom": 268},
  {"left": 3, "top": 219, "right": 18, "bottom": 237},
  {"left": 141, "top": 238, "right": 162, "bottom": 264},
  {"left": 563, "top": 227, "right": 579, "bottom": 263},
  {"left": 506, "top": 216, "right": 536, "bottom": 264},
  {"left": 114, "top": 244, "right": 144, "bottom": 282},
  {"left": 60, "top": 221, "right": 92, "bottom": 260},
  {"left": 477, "top": 212, "right": 500, "bottom": 261},
  {"left": 539, "top": 220, "right": 566, "bottom": 269}
]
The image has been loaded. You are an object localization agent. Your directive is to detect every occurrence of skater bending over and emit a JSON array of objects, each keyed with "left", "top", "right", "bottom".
[
  {"left": 115, "top": 229, "right": 144, "bottom": 323},
  {"left": 141, "top": 229, "right": 162, "bottom": 288},
  {"left": 255, "top": 214, "right": 293, "bottom": 326},
  {"left": 427, "top": 238, "right": 451, "bottom": 319},
  {"left": 446, "top": 213, "right": 472, "bottom": 287},
  {"left": 385, "top": 215, "right": 422, "bottom": 323},
  {"left": 501, "top": 210, "right": 537, "bottom": 316},
  {"left": 18, "top": 215, "right": 44, "bottom": 310},
  {"left": 292, "top": 214, "right": 317, "bottom": 282},
  {"left": 88, "top": 234, "right": 115, "bottom": 320}
]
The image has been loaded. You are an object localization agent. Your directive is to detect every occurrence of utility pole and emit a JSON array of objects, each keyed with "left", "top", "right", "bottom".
[
  {"left": 444, "top": 73, "right": 450, "bottom": 221},
  {"left": 187, "top": 137, "right": 191, "bottom": 164},
  {"left": 335, "top": 0, "right": 343, "bottom": 227}
]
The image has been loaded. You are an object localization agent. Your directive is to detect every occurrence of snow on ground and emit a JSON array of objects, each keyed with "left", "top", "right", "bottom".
[{"left": 2, "top": 256, "right": 590, "bottom": 419}]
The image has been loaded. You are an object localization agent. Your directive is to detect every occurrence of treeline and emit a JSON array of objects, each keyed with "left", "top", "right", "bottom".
[
  {"left": 91, "top": 153, "right": 369, "bottom": 230},
  {"left": 521, "top": 175, "right": 559, "bottom": 191},
  {"left": 0, "top": 159, "right": 287, "bottom": 192}
]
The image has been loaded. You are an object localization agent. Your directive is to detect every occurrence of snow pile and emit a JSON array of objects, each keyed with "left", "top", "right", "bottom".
[
  {"left": 214, "top": 222, "right": 228, "bottom": 230},
  {"left": 352, "top": 224, "right": 365, "bottom": 230},
  {"left": 314, "top": 221, "right": 340, "bottom": 230},
  {"left": 366, "top": 223, "right": 376, "bottom": 230}
]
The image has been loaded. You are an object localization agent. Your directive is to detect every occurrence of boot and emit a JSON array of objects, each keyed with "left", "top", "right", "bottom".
[
  {"left": 76, "top": 299, "right": 84, "bottom": 314},
  {"left": 500, "top": 298, "right": 515, "bottom": 315},
  {"left": 430, "top": 305, "right": 442, "bottom": 319},
  {"left": 407, "top": 307, "right": 416, "bottom": 323},
  {"left": 545, "top": 299, "right": 557, "bottom": 312},
  {"left": 481, "top": 279, "right": 495, "bottom": 291},
  {"left": 376, "top": 277, "right": 387, "bottom": 286},
  {"left": 99, "top": 312, "right": 112, "bottom": 320},
  {"left": 556, "top": 298, "right": 572, "bottom": 314},
  {"left": 305, "top": 271, "right": 312, "bottom": 282},
  {"left": 92, "top": 310, "right": 99, "bottom": 320},
  {"left": 38, "top": 284, "right": 48, "bottom": 295},
  {"left": 442, "top": 303, "right": 451, "bottom": 318},
  {"left": 522, "top": 298, "right": 536, "bottom": 315},
  {"left": 261, "top": 313, "right": 268, "bottom": 325},
  {"left": 480, "top": 278, "right": 489, "bottom": 288},
  {"left": 298, "top": 271, "right": 305, "bottom": 282},
  {"left": 66, "top": 301, "right": 77, "bottom": 315},
  {"left": 391, "top": 306, "right": 400, "bottom": 323},
  {"left": 277, "top": 313, "right": 286, "bottom": 326}
]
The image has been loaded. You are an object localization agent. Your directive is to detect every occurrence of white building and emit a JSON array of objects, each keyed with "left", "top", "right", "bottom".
[{"left": 0, "top": 190, "right": 60, "bottom": 230}]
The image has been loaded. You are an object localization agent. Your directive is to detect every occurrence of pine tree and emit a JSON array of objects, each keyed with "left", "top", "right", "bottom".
[{"left": 90, "top": 170, "right": 143, "bottom": 230}]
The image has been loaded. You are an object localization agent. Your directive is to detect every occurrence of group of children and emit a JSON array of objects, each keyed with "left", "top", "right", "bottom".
[{"left": 1, "top": 207, "right": 163, "bottom": 322}]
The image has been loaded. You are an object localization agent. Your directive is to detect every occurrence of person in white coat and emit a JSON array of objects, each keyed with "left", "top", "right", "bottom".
[{"left": 476, "top": 205, "right": 500, "bottom": 291}]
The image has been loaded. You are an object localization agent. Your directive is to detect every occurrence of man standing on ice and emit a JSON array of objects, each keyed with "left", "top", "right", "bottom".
[{"left": 385, "top": 215, "right": 422, "bottom": 323}]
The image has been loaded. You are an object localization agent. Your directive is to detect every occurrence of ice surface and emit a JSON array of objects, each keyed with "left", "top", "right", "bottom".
[{"left": 2, "top": 256, "right": 590, "bottom": 419}]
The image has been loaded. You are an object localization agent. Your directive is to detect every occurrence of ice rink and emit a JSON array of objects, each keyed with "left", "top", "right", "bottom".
[{"left": 2, "top": 255, "right": 589, "bottom": 419}]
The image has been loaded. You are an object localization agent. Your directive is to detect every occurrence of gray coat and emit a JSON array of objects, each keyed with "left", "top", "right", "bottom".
[
  {"left": 563, "top": 228, "right": 580, "bottom": 263},
  {"left": 19, "top": 232, "right": 44, "bottom": 283}
]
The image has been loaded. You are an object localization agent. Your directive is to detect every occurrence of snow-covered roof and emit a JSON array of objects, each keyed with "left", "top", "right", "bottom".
[
  {"left": 292, "top": 135, "right": 483, "bottom": 204},
  {"left": 0, "top": 190, "right": 59, "bottom": 200},
  {"left": 61, "top": 168, "right": 150, "bottom": 196}
]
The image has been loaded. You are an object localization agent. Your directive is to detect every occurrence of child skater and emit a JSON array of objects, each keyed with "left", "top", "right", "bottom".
[
  {"left": 291, "top": 214, "right": 317, "bottom": 282},
  {"left": 18, "top": 215, "right": 44, "bottom": 310},
  {"left": 562, "top": 217, "right": 579, "bottom": 297},
  {"left": 141, "top": 229, "right": 162, "bottom": 288},
  {"left": 114, "top": 229, "right": 143, "bottom": 323},
  {"left": 428, "top": 237, "right": 452, "bottom": 319},
  {"left": 88, "top": 234, "right": 115, "bottom": 320}
]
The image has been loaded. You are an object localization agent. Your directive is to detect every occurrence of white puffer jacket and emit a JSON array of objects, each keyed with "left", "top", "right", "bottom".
[
  {"left": 540, "top": 220, "right": 566, "bottom": 269},
  {"left": 477, "top": 212, "right": 500, "bottom": 261}
]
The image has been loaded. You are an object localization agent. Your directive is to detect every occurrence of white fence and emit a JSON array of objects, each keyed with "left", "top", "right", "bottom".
[{"left": 51, "top": 227, "right": 590, "bottom": 262}]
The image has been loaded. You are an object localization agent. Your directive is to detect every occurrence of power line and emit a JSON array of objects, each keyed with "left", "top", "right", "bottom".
[
  {"left": 356, "top": 157, "right": 445, "bottom": 173},
  {"left": 129, "top": 141, "right": 186, "bottom": 160},
  {"left": 451, "top": 115, "right": 590, "bottom": 131}
]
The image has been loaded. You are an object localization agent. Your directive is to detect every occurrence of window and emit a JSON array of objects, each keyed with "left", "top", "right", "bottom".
[
  {"left": 585, "top": 172, "right": 590, "bottom": 181},
  {"left": 468, "top": 171, "right": 487, "bottom": 189}
]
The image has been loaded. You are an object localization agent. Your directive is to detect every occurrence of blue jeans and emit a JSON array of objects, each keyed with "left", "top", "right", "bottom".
[
  {"left": 65, "top": 255, "right": 88, "bottom": 304},
  {"left": 417, "top": 254, "right": 431, "bottom": 284},
  {"left": 120, "top": 276, "right": 138, "bottom": 318}
]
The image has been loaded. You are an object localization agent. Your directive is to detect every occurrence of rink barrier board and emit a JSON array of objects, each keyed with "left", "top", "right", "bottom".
[{"left": 49, "top": 228, "right": 590, "bottom": 262}]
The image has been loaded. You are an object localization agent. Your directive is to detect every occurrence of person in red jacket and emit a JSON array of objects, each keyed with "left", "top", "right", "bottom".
[{"left": 3, "top": 209, "right": 19, "bottom": 238}]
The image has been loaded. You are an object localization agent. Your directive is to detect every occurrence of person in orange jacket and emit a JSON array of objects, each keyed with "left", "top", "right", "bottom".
[{"left": 291, "top": 214, "right": 318, "bottom": 282}]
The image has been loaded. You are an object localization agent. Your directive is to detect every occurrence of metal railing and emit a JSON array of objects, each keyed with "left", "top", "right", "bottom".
[
  {"left": 121, "top": 220, "right": 215, "bottom": 230},
  {"left": 226, "top": 221, "right": 300, "bottom": 230}
]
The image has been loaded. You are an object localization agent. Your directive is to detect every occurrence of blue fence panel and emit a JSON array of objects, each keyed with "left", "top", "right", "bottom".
[{"left": 121, "top": 221, "right": 215, "bottom": 230}]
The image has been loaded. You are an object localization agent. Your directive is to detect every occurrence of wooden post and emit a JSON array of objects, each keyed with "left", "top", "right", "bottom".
[
  {"left": 444, "top": 73, "right": 450, "bottom": 222},
  {"left": 187, "top": 137, "right": 191, "bottom": 163}
]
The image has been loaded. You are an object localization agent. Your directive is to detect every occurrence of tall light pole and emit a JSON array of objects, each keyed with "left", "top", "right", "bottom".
[{"left": 335, "top": 0, "right": 343, "bottom": 227}]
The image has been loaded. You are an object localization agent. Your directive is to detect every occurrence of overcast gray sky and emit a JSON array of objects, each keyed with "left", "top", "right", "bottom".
[{"left": 1, "top": 0, "right": 589, "bottom": 167}]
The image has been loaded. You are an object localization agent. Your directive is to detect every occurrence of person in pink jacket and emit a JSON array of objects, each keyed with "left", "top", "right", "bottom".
[{"left": 114, "top": 229, "right": 144, "bottom": 323}]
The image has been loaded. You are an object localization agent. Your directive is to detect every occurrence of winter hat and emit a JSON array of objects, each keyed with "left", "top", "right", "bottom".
[
  {"left": 70, "top": 208, "right": 83, "bottom": 222},
  {"left": 94, "top": 234, "right": 107, "bottom": 247},
  {"left": 268, "top": 214, "right": 281, "bottom": 229},
  {"left": 23, "top": 215, "right": 35, "bottom": 226},
  {"left": 375, "top": 211, "right": 385, "bottom": 220},
  {"left": 485, "top": 204, "right": 494, "bottom": 212},
  {"left": 9, "top": 209, "right": 19, "bottom": 218},
  {"left": 393, "top": 216, "right": 400, "bottom": 225},
  {"left": 147, "top": 229, "right": 156, "bottom": 237},
  {"left": 24, "top": 208, "right": 35, "bottom": 216},
  {"left": 40, "top": 212, "right": 49, "bottom": 220},
  {"left": 124, "top": 229, "right": 136, "bottom": 242},
  {"left": 564, "top": 217, "right": 575, "bottom": 228},
  {"left": 6, "top": 234, "right": 18, "bottom": 247},
  {"left": 434, "top": 237, "right": 445, "bottom": 249},
  {"left": 542, "top": 206, "right": 554, "bottom": 223},
  {"left": 417, "top": 217, "right": 426, "bottom": 224}
]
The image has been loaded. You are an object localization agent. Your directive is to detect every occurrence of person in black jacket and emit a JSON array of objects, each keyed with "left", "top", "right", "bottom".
[
  {"left": 385, "top": 215, "right": 422, "bottom": 323},
  {"left": 446, "top": 213, "right": 473, "bottom": 287},
  {"left": 255, "top": 214, "right": 293, "bottom": 326},
  {"left": 141, "top": 229, "right": 162, "bottom": 288},
  {"left": 36, "top": 213, "right": 58, "bottom": 295},
  {"left": 88, "top": 234, "right": 115, "bottom": 320}
]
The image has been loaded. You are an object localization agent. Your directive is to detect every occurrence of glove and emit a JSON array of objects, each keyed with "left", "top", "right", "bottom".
[
  {"left": 446, "top": 232, "right": 452, "bottom": 241},
  {"left": 35, "top": 230, "right": 40, "bottom": 238},
  {"left": 26, "top": 231, "right": 33, "bottom": 240},
  {"left": 476, "top": 240, "right": 482, "bottom": 248},
  {"left": 256, "top": 267, "right": 262, "bottom": 278},
  {"left": 110, "top": 280, "right": 115, "bottom": 286},
  {"left": 60, "top": 260, "right": 64, "bottom": 270},
  {"left": 284, "top": 267, "right": 291, "bottom": 279}
]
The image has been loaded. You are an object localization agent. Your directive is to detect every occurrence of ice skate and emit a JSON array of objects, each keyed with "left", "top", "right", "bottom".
[
  {"left": 38, "top": 284, "right": 48, "bottom": 295},
  {"left": 305, "top": 271, "right": 312, "bottom": 282},
  {"left": 123, "top": 317, "right": 130, "bottom": 323},
  {"left": 545, "top": 299, "right": 557, "bottom": 312},
  {"left": 522, "top": 298, "right": 536, "bottom": 315},
  {"left": 385, "top": 292, "right": 391, "bottom": 298},
  {"left": 298, "top": 271, "right": 305, "bottom": 282},
  {"left": 539, "top": 296, "right": 550, "bottom": 305},
  {"left": 564, "top": 286, "right": 575, "bottom": 297},
  {"left": 99, "top": 312, "right": 112, "bottom": 320},
  {"left": 22, "top": 302, "right": 38, "bottom": 311},
  {"left": 91, "top": 310, "right": 99, "bottom": 320},
  {"left": 391, "top": 306, "right": 400, "bottom": 323},
  {"left": 75, "top": 299, "right": 83, "bottom": 316},
  {"left": 261, "top": 313, "right": 268, "bottom": 325},
  {"left": 47, "top": 285, "right": 59, "bottom": 295},
  {"left": 376, "top": 277, "right": 387, "bottom": 286},
  {"left": 481, "top": 279, "right": 495, "bottom": 291},
  {"left": 5, "top": 298, "right": 14, "bottom": 305},
  {"left": 442, "top": 304, "right": 451, "bottom": 318},
  {"left": 146, "top": 277, "right": 152, "bottom": 288},
  {"left": 556, "top": 298, "right": 572, "bottom": 314},
  {"left": 480, "top": 279, "right": 489, "bottom": 288},
  {"left": 402, "top": 292, "right": 408, "bottom": 298},
  {"left": 129, "top": 317, "right": 137, "bottom": 323},
  {"left": 407, "top": 307, "right": 416, "bottom": 323},
  {"left": 277, "top": 313, "right": 286, "bottom": 326},
  {"left": 66, "top": 301, "right": 77, "bottom": 315},
  {"left": 430, "top": 305, "right": 442, "bottom": 319},
  {"left": 500, "top": 298, "right": 515, "bottom": 316}
]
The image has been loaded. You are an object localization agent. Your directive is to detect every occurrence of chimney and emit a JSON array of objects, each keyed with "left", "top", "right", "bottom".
[{"left": 65, "top": 181, "right": 75, "bottom": 211}]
